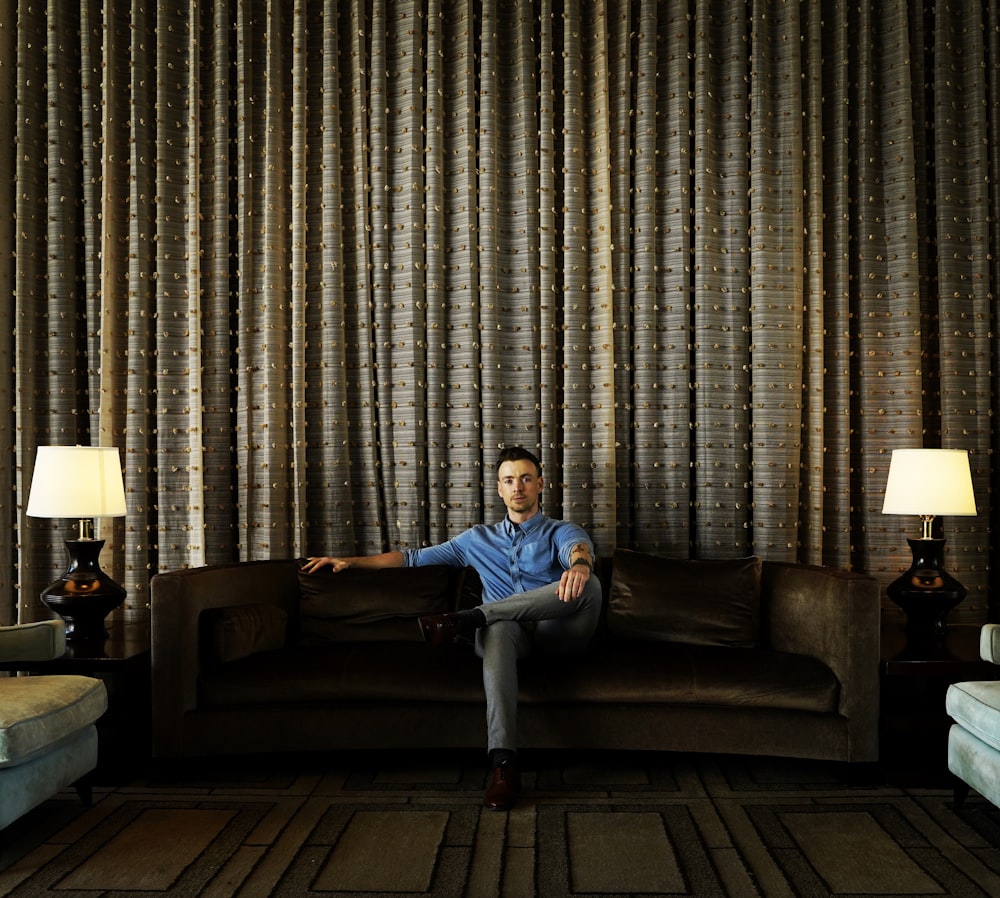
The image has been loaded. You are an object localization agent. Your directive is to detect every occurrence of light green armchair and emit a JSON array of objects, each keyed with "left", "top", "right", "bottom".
[
  {"left": 946, "top": 624, "right": 1000, "bottom": 808},
  {"left": 0, "top": 621, "right": 108, "bottom": 830}
]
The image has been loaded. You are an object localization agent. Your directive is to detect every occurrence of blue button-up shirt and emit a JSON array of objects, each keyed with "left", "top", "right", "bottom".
[{"left": 401, "top": 513, "right": 593, "bottom": 604}]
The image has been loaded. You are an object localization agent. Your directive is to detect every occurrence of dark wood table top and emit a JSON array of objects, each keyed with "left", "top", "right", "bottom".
[{"left": 881, "top": 618, "right": 996, "bottom": 679}]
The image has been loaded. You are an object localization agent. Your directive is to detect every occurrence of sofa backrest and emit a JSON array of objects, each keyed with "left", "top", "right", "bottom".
[{"left": 295, "top": 563, "right": 468, "bottom": 643}]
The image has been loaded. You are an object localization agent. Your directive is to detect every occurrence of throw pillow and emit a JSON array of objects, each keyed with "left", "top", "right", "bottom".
[
  {"left": 296, "top": 564, "right": 451, "bottom": 642},
  {"left": 608, "top": 549, "right": 762, "bottom": 647},
  {"left": 202, "top": 603, "right": 288, "bottom": 665}
]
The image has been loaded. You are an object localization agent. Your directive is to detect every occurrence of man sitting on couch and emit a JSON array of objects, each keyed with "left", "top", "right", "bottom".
[{"left": 301, "top": 445, "right": 602, "bottom": 811}]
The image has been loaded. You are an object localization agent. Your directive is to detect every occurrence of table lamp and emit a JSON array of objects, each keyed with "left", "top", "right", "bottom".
[
  {"left": 882, "top": 448, "right": 977, "bottom": 636},
  {"left": 26, "top": 445, "right": 128, "bottom": 642}
]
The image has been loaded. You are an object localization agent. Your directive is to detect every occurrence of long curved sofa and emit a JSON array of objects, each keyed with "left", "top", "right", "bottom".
[{"left": 149, "top": 550, "right": 881, "bottom": 765}]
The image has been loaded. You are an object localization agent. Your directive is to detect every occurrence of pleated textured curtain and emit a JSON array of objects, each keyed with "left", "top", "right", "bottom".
[{"left": 2, "top": 0, "right": 998, "bottom": 627}]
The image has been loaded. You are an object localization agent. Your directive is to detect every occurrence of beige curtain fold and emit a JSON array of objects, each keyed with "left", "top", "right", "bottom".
[
  {"left": 6, "top": 0, "right": 1000, "bottom": 627},
  {"left": 0, "top": 0, "right": 13, "bottom": 620}
]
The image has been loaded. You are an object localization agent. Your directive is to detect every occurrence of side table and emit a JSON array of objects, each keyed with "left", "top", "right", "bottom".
[
  {"left": 880, "top": 618, "right": 996, "bottom": 786},
  {"left": 0, "top": 620, "right": 151, "bottom": 783}
]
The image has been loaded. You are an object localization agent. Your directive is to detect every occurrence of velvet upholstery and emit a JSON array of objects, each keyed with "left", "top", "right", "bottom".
[
  {"left": 150, "top": 558, "right": 881, "bottom": 764},
  {"left": 947, "top": 624, "right": 1000, "bottom": 808},
  {"left": 202, "top": 603, "right": 288, "bottom": 665},
  {"left": 0, "top": 676, "right": 108, "bottom": 766},
  {"left": 948, "top": 679, "right": 1000, "bottom": 754},
  {"left": 608, "top": 550, "right": 761, "bottom": 647},
  {"left": 197, "top": 640, "right": 838, "bottom": 711},
  {"left": 0, "top": 620, "right": 66, "bottom": 663},
  {"left": 296, "top": 563, "right": 452, "bottom": 642},
  {"left": 0, "top": 728, "right": 99, "bottom": 831},
  {"left": 0, "top": 622, "right": 108, "bottom": 830}
]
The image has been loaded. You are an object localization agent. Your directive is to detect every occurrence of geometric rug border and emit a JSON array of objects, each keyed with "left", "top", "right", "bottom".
[
  {"left": 6, "top": 754, "right": 1000, "bottom": 898},
  {"left": 745, "top": 800, "right": 990, "bottom": 898},
  {"left": 537, "top": 802, "right": 727, "bottom": 898},
  {"left": 271, "top": 802, "right": 480, "bottom": 898},
  {"left": 1, "top": 799, "right": 273, "bottom": 898}
]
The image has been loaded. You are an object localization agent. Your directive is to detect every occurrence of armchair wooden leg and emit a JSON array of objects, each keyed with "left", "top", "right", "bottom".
[
  {"left": 74, "top": 774, "right": 95, "bottom": 808},
  {"left": 952, "top": 777, "right": 971, "bottom": 809}
]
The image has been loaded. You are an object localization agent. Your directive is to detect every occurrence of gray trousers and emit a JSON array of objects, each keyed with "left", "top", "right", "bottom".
[{"left": 473, "top": 577, "right": 603, "bottom": 754}]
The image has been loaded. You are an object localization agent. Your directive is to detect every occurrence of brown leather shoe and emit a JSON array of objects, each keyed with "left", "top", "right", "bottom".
[
  {"left": 483, "top": 762, "right": 521, "bottom": 811},
  {"left": 417, "top": 612, "right": 466, "bottom": 646}
]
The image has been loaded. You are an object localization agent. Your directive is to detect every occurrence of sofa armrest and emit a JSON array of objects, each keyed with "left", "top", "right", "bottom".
[
  {"left": 150, "top": 559, "right": 301, "bottom": 758},
  {"left": 761, "top": 561, "right": 881, "bottom": 757},
  {"left": 0, "top": 620, "right": 66, "bottom": 662}
]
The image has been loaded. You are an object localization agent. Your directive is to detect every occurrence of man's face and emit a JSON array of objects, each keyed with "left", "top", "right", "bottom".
[{"left": 497, "top": 459, "right": 543, "bottom": 519}]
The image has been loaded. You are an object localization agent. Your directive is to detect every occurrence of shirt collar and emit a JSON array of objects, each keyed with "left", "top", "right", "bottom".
[{"left": 503, "top": 513, "right": 544, "bottom": 536}]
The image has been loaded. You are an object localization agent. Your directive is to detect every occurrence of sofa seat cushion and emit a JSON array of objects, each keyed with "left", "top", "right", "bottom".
[
  {"left": 518, "top": 642, "right": 839, "bottom": 712},
  {"left": 0, "top": 676, "right": 108, "bottom": 767},
  {"left": 947, "top": 680, "right": 1000, "bottom": 753},
  {"left": 198, "top": 641, "right": 839, "bottom": 715},
  {"left": 199, "top": 643, "right": 488, "bottom": 706}
]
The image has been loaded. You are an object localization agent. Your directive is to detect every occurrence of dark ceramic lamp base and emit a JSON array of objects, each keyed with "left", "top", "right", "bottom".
[
  {"left": 887, "top": 537, "right": 966, "bottom": 638},
  {"left": 40, "top": 539, "right": 127, "bottom": 642}
]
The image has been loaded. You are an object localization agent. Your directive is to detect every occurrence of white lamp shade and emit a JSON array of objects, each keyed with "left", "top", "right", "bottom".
[
  {"left": 881, "top": 448, "right": 976, "bottom": 517},
  {"left": 26, "top": 446, "right": 127, "bottom": 519}
]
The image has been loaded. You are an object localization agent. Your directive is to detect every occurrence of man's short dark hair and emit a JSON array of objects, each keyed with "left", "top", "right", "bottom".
[{"left": 496, "top": 446, "right": 542, "bottom": 478}]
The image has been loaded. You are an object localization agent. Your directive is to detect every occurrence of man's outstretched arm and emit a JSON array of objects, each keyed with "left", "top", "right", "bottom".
[{"left": 300, "top": 551, "right": 404, "bottom": 574}]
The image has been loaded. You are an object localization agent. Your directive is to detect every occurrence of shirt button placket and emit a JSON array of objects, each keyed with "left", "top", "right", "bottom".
[{"left": 510, "top": 530, "right": 522, "bottom": 591}]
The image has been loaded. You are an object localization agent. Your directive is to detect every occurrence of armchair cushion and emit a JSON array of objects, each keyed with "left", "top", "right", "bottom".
[
  {"left": 946, "top": 680, "right": 1000, "bottom": 755},
  {"left": 0, "top": 675, "right": 107, "bottom": 767},
  {"left": 607, "top": 550, "right": 761, "bottom": 647}
]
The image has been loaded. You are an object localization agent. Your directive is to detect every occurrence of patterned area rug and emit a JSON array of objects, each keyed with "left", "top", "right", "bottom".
[{"left": 2, "top": 751, "right": 1000, "bottom": 897}]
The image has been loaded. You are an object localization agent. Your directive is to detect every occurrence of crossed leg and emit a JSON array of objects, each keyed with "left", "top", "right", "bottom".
[{"left": 474, "top": 577, "right": 603, "bottom": 753}]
